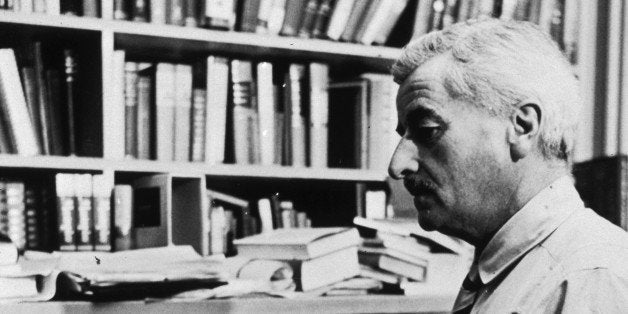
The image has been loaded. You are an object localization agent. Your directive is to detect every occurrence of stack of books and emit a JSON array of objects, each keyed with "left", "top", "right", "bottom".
[
  {"left": 234, "top": 227, "right": 361, "bottom": 292},
  {"left": 353, "top": 216, "right": 473, "bottom": 296}
]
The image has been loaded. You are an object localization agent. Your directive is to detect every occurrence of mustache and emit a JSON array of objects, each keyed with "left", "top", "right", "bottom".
[{"left": 403, "top": 175, "right": 437, "bottom": 196}]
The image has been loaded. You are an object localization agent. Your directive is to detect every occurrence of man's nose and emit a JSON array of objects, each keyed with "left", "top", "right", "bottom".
[{"left": 388, "top": 138, "right": 419, "bottom": 179}]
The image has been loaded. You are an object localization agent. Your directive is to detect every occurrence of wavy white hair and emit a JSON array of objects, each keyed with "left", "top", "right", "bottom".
[{"left": 392, "top": 19, "right": 581, "bottom": 162}]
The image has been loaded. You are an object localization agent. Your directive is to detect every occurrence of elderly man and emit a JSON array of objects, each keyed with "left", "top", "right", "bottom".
[{"left": 388, "top": 19, "right": 628, "bottom": 313}]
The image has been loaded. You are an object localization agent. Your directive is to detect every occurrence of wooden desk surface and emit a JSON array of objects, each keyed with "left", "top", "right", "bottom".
[{"left": 2, "top": 293, "right": 456, "bottom": 313}]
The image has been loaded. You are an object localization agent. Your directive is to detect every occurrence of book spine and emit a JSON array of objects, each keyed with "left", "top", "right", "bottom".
[
  {"left": 204, "top": 56, "right": 229, "bottom": 165},
  {"left": 74, "top": 174, "right": 94, "bottom": 251},
  {"left": 239, "top": 0, "right": 261, "bottom": 32},
  {"left": 339, "top": 0, "right": 370, "bottom": 42},
  {"left": 32, "top": 0, "right": 45, "bottom": 13},
  {"left": 191, "top": 88, "right": 207, "bottom": 162},
  {"left": 202, "top": 0, "right": 236, "bottom": 30},
  {"left": 273, "top": 86, "right": 284, "bottom": 165},
  {"left": 92, "top": 174, "right": 112, "bottom": 251},
  {"left": 133, "top": 0, "right": 149, "bottom": 22},
  {"left": 256, "top": 62, "right": 275, "bottom": 165},
  {"left": 308, "top": 62, "right": 328, "bottom": 168},
  {"left": 56, "top": 173, "right": 77, "bottom": 251},
  {"left": 173, "top": 64, "right": 193, "bottom": 162},
  {"left": 280, "top": 0, "right": 308, "bottom": 36},
  {"left": 209, "top": 204, "right": 225, "bottom": 255},
  {"left": 136, "top": 63, "right": 152, "bottom": 160},
  {"left": 24, "top": 183, "right": 40, "bottom": 250},
  {"left": 82, "top": 0, "right": 100, "bottom": 17},
  {"left": 231, "top": 59, "right": 255, "bottom": 164},
  {"left": 0, "top": 181, "right": 6, "bottom": 236},
  {"left": 280, "top": 200, "right": 296, "bottom": 228},
  {"left": 311, "top": 0, "right": 333, "bottom": 38},
  {"left": 257, "top": 198, "right": 274, "bottom": 233},
  {"left": 185, "top": 0, "right": 199, "bottom": 26},
  {"left": 288, "top": 64, "right": 307, "bottom": 167},
  {"left": 297, "top": 0, "right": 320, "bottom": 38},
  {"left": 47, "top": 0, "right": 61, "bottom": 14},
  {"left": 150, "top": 0, "right": 167, "bottom": 24},
  {"left": 411, "top": 0, "right": 434, "bottom": 40},
  {"left": 46, "top": 69, "right": 65, "bottom": 156},
  {"left": 156, "top": 63, "right": 176, "bottom": 161},
  {"left": 372, "top": 0, "right": 409, "bottom": 46},
  {"left": 113, "top": 184, "right": 133, "bottom": 251},
  {"left": 266, "top": 0, "right": 287, "bottom": 35},
  {"left": 255, "top": 0, "right": 274, "bottom": 33},
  {"left": 169, "top": 0, "right": 186, "bottom": 25},
  {"left": 5, "top": 181, "right": 26, "bottom": 251},
  {"left": 19, "top": 66, "right": 44, "bottom": 153},
  {"left": 0, "top": 49, "right": 40, "bottom": 156},
  {"left": 114, "top": 0, "right": 128, "bottom": 20},
  {"left": 353, "top": 0, "right": 386, "bottom": 43},
  {"left": 124, "top": 61, "right": 139, "bottom": 158},
  {"left": 325, "top": 0, "right": 356, "bottom": 40},
  {"left": 110, "top": 50, "right": 126, "bottom": 160}
]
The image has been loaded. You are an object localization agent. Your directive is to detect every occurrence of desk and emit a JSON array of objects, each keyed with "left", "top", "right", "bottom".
[{"left": 2, "top": 294, "right": 455, "bottom": 313}]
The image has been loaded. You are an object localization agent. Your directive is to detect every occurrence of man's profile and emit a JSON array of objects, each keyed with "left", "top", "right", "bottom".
[{"left": 389, "top": 19, "right": 628, "bottom": 313}]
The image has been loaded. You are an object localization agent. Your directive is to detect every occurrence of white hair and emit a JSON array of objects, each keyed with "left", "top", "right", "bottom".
[{"left": 392, "top": 19, "right": 581, "bottom": 162}]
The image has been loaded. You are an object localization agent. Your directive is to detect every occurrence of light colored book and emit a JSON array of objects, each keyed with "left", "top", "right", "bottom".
[
  {"left": 231, "top": 59, "right": 259, "bottom": 164},
  {"left": 411, "top": 0, "right": 434, "bottom": 40},
  {"left": 257, "top": 62, "right": 276, "bottom": 165},
  {"left": 287, "top": 64, "right": 307, "bottom": 167},
  {"left": 266, "top": 0, "right": 287, "bottom": 35},
  {"left": 92, "top": 174, "right": 112, "bottom": 252},
  {"left": 360, "top": 73, "right": 399, "bottom": 172},
  {"left": 55, "top": 174, "right": 77, "bottom": 251},
  {"left": 74, "top": 174, "right": 94, "bottom": 251},
  {"left": 156, "top": 63, "right": 176, "bottom": 161},
  {"left": 372, "top": 0, "right": 410, "bottom": 46},
  {"left": 0, "top": 234, "right": 18, "bottom": 266},
  {"left": 325, "top": 0, "right": 357, "bottom": 40},
  {"left": 106, "top": 50, "right": 126, "bottom": 160},
  {"left": 0, "top": 49, "right": 40, "bottom": 156},
  {"left": 204, "top": 56, "right": 230, "bottom": 165},
  {"left": 288, "top": 246, "right": 360, "bottom": 291},
  {"left": 308, "top": 62, "right": 329, "bottom": 168},
  {"left": 234, "top": 227, "right": 360, "bottom": 260},
  {"left": 173, "top": 64, "right": 193, "bottom": 162}
]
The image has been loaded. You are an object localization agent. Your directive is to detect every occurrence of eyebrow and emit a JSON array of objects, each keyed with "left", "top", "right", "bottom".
[{"left": 396, "top": 106, "right": 447, "bottom": 136}]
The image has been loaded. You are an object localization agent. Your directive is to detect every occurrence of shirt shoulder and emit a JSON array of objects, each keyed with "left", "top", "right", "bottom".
[{"left": 539, "top": 208, "right": 628, "bottom": 276}]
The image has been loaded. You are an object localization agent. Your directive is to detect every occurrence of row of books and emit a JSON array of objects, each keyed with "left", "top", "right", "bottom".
[
  {"left": 0, "top": 46, "right": 79, "bottom": 157},
  {"left": 108, "top": 0, "right": 411, "bottom": 47},
  {"left": 411, "top": 0, "right": 580, "bottom": 63},
  {"left": 0, "top": 179, "right": 56, "bottom": 252},
  {"left": 0, "top": 0, "right": 99, "bottom": 17},
  {"left": 115, "top": 52, "right": 398, "bottom": 171}
]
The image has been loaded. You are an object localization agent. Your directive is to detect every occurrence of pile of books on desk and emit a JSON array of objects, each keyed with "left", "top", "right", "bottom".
[{"left": 353, "top": 217, "right": 473, "bottom": 296}]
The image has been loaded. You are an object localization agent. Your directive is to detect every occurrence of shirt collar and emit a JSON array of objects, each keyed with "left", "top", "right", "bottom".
[{"left": 477, "top": 176, "right": 584, "bottom": 284}]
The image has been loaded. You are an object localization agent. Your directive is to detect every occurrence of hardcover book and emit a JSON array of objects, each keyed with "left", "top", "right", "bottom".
[{"left": 234, "top": 227, "right": 360, "bottom": 260}]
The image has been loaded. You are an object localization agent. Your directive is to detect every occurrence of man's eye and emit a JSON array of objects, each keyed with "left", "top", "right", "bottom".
[{"left": 410, "top": 126, "right": 442, "bottom": 144}]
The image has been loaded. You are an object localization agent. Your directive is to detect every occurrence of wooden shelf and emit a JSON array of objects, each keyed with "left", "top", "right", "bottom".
[{"left": 0, "top": 155, "right": 387, "bottom": 182}]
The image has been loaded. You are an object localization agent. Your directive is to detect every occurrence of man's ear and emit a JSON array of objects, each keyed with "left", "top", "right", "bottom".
[{"left": 507, "top": 100, "right": 542, "bottom": 161}]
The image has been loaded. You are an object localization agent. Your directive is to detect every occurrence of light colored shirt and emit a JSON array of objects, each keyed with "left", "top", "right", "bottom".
[{"left": 463, "top": 176, "right": 628, "bottom": 313}]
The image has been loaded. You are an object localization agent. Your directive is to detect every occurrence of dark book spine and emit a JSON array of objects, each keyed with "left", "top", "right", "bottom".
[
  {"left": 239, "top": 0, "right": 261, "bottom": 32},
  {"left": 297, "top": 0, "right": 320, "bottom": 38},
  {"left": 24, "top": 183, "right": 40, "bottom": 250},
  {"left": 61, "top": 0, "right": 82, "bottom": 15},
  {"left": 33, "top": 42, "right": 51, "bottom": 155},
  {"left": 63, "top": 49, "right": 77, "bottom": 156},
  {"left": 185, "top": 0, "right": 199, "bottom": 27},
  {"left": 311, "top": 0, "right": 333, "bottom": 39},
  {"left": 270, "top": 193, "right": 283, "bottom": 228},
  {"left": 46, "top": 69, "right": 65, "bottom": 156},
  {"left": 280, "top": 0, "right": 308, "bottom": 36},
  {"left": 136, "top": 65, "right": 152, "bottom": 160}
]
